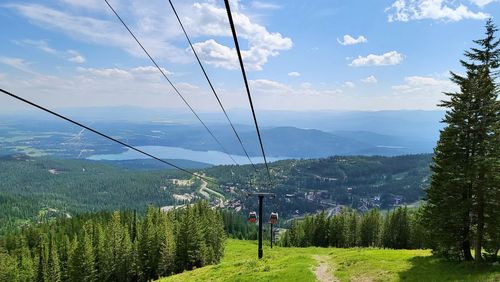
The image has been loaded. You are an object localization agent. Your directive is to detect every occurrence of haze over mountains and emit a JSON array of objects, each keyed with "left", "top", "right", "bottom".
[{"left": 1, "top": 107, "right": 444, "bottom": 162}]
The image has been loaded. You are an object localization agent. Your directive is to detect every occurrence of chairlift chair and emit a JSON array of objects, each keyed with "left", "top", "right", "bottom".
[
  {"left": 269, "top": 212, "right": 278, "bottom": 225},
  {"left": 248, "top": 211, "right": 257, "bottom": 223}
]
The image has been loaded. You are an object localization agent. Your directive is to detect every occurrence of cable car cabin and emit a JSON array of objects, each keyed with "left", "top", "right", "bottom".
[
  {"left": 269, "top": 212, "right": 278, "bottom": 225},
  {"left": 248, "top": 211, "right": 257, "bottom": 223}
]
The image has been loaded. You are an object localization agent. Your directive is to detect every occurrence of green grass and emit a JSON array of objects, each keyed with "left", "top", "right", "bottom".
[{"left": 158, "top": 240, "right": 500, "bottom": 282}]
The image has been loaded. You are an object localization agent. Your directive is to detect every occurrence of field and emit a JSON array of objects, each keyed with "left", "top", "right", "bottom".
[{"left": 158, "top": 239, "right": 500, "bottom": 282}]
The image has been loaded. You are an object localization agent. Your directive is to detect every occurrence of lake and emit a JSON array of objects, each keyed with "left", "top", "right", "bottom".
[{"left": 87, "top": 145, "right": 287, "bottom": 165}]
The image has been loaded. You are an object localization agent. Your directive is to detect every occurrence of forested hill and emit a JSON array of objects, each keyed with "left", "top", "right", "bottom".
[
  {"left": 204, "top": 154, "right": 432, "bottom": 216},
  {"left": 0, "top": 154, "right": 432, "bottom": 233}
]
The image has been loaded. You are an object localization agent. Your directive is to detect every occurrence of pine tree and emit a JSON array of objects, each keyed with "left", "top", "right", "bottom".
[
  {"left": 159, "top": 214, "right": 176, "bottom": 276},
  {"left": 18, "top": 245, "right": 35, "bottom": 282},
  {"left": 47, "top": 236, "right": 61, "bottom": 282},
  {"left": 68, "top": 227, "right": 95, "bottom": 282},
  {"left": 424, "top": 19, "right": 500, "bottom": 261},
  {"left": 36, "top": 234, "right": 49, "bottom": 282},
  {"left": 359, "top": 209, "right": 381, "bottom": 247}
]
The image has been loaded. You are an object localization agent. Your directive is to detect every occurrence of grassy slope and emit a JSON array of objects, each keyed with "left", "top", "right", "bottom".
[{"left": 158, "top": 239, "right": 500, "bottom": 282}]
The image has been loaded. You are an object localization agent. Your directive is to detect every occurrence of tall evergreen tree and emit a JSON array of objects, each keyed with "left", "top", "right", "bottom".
[
  {"left": 35, "top": 234, "right": 49, "bottom": 282},
  {"left": 425, "top": 19, "right": 500, "bottom": 261},
  {"left": 47, "top": 236, "right": 61, "bottom": 282}
]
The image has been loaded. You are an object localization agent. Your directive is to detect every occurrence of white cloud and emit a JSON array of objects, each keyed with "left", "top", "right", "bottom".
[
  {"left": 0, "top": 56, "right": 38, "bottom": 75},
  {"left": 8, "top": 1, "right": 291, "bottom": 71},
  {"left": 15, "top": 40, "right": 86, "bottom": 64},
  {"left": 288, "top": 71, "right": 301, "bottom": 77},
  {"left": 66, "top": 50, "right": 86, "bottom": 64},
  {"left": 184, "top": 2, "right": 292, "bottom": 70},
  {"left": 386, "top": 0, "right": 489, "bottom": 22},
  {"left": 349, "top": 51, "right": 403, "bottom": 67},
  {"left": 337, "top": 35, "right": 367, "bottom": 46},
  {"left": 68, "top": 55, "right": 85, "bottom": 64},
  {"left": 16, "top": 39, "right": 57, "bottom": 54},
  {"left": 392, "top": 75, "right": 457, "bottom": 94},
  {"left": 2, "top": 3, "right": 187, "bottom": 65},
  {"left": 77, "top": 67, "right": 133, "bottom": 79},
  {"left": 130, "top": 66, "right": 172, "bottom": 76},
  {"left": 0, "top": 64, "right": 451, "bottom": 112},
  {"left": 0, "top": 63, "right": 210, "bottom": 113},
  {"left": 361, "top": 75, "right": 378, "bottom": 83},
  {"left": 77, "top": 66, "right": 173, "bottom": 80},
  {"left": 251, "top": 1, "right": 281, "bottom": 10},
  {"left": 469, "top": 0, "right": 498, "bottom": 7},
  {"left": 250, "top": 79, "right": 291, "bottom": 93},
  {"left": 343, "top": 81, "right": 356, "bottom": 88},
  {"left": 59, "top": 0, "right": 113, "bottom": 10}
]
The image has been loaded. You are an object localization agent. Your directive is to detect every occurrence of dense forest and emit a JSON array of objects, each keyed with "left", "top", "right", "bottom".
[
  {"left": 281, "top": 207, "right": 428, "bottom": 250},
  {"left": 0, "top": 155, "right": 197, "bottom": 233},
  {"left": 0, "top": 202, "right": 225, "bottom": 281},
  {"left": 0, "top": 153, "right": 432, "bottom": 234},
  {"left": 205, "top": 154, "right": 432, "bottom": 217}
]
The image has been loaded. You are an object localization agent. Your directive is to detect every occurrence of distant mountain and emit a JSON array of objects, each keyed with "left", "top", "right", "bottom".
[
  {"left": 0, "top": 109, "right": 442, "bottom": 160},
  {"left": 3, "top": 107, "right": 444, "bottom": 138}
]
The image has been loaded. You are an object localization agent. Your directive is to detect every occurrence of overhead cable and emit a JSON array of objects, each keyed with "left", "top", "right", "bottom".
[
  {"left": 168, "top": 0, "right": 257, "bottom": 171},
  {"left": 104, "top": 0, "right": 239, "bottom": 166},
  {"left": 223, "top": 0, "right": 272, "bottom": 185},
  {"left": 0, "top": 88, "right": 218, "bottom": 185}
]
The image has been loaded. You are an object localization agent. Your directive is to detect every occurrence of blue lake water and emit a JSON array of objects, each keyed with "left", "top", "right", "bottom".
[{"left": 87, "top": 146, "right": 287, "bottom": 165}]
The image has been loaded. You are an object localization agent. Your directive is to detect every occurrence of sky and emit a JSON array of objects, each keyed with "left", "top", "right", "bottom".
[{"left": 0, "top": 0, "right": 499, "bottom": 114}]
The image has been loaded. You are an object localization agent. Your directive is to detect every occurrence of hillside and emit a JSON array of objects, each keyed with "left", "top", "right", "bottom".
[
  {"left": 0, "top": 154, "right": 432, "bottom": 233},
  {"left": 158, "top": 239, "right": 500, "bottom": 282}
]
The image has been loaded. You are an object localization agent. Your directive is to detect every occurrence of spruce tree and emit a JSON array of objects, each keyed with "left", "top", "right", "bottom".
[
  {"left": 425, "top": 19, "right": 500, "bottom": 261},
  {"left": 47, "top": 236, "right": 61, "bottom": 282},
  {"left": 35, "top": 234, "right": 49, "bottom": 282}
]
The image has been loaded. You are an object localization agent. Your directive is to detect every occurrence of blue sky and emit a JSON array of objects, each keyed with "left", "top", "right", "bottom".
[{"left": 0, "top": 0, "right": 499, "bottom": 113}]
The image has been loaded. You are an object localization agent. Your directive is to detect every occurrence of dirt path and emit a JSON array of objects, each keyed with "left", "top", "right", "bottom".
[{"left": 313, "top": 255, "right": 339, "bottom": 282}]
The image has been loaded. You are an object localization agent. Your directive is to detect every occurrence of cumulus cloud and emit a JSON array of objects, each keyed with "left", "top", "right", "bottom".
[
  {"left": 386, "top": 0, "right": 489, "bottom": 22},
  {"left": 288, "top": 71, "right": 301, "bottom": 77},
  {"left": 392, "top": 75, "right": 457, "bottom": 94},
  {"left": 469, "top": 0, "right": 498, "bottom": 7},
  {"left": 343, "top": 81, "right": 356, "bottom": 88},
  {"left": 8, "top": 1, "right": 291, "bottom": 69},
  {"left": 187, "top": 2, "right": 292, "bottom": 70},
  {"left": 361, "top": 75, "right": 378, "bottom": 83},
  {"left": 66, "top": 50, "right": 86, "bottom": 64},
  {"left": 349, "top": 51, "right": 403, "bottom": 67},
  {"left": 337, "top": 35, "right": 367, "bottom": 46}
]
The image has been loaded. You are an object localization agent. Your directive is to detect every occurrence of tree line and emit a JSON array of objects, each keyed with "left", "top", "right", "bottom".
[
  {"left": 0, "top": 201, "right": 225, "bottom": 281},
  {"left": 280, "top": 207, "right": 428, "bottom": 249}
]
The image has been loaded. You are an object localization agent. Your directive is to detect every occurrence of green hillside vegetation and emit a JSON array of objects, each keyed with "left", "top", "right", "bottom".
[
  {"left": 0, "top": 202, "right": 225, "bottom": 281},
  {"left": 0, "top": 155, "right": 196, "bottom": 233},
  {"left": 158, "top": 239, "right": 500, "bottom": 282},
  {"left": 0, "top": 154, "right": 432, "bottom": 234}
]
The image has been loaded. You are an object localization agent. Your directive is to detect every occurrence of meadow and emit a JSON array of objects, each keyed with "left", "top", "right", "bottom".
[{"left": 158, "top": 239, "right": 500, "bottom": 282}]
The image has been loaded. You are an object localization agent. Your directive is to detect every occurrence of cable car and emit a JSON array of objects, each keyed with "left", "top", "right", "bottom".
[
  {"left": 269, "top": 212, "right": 278, "bottom": 225},
  {"left": 248, "top": 211, "right": 257, "bottom": 223}
]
